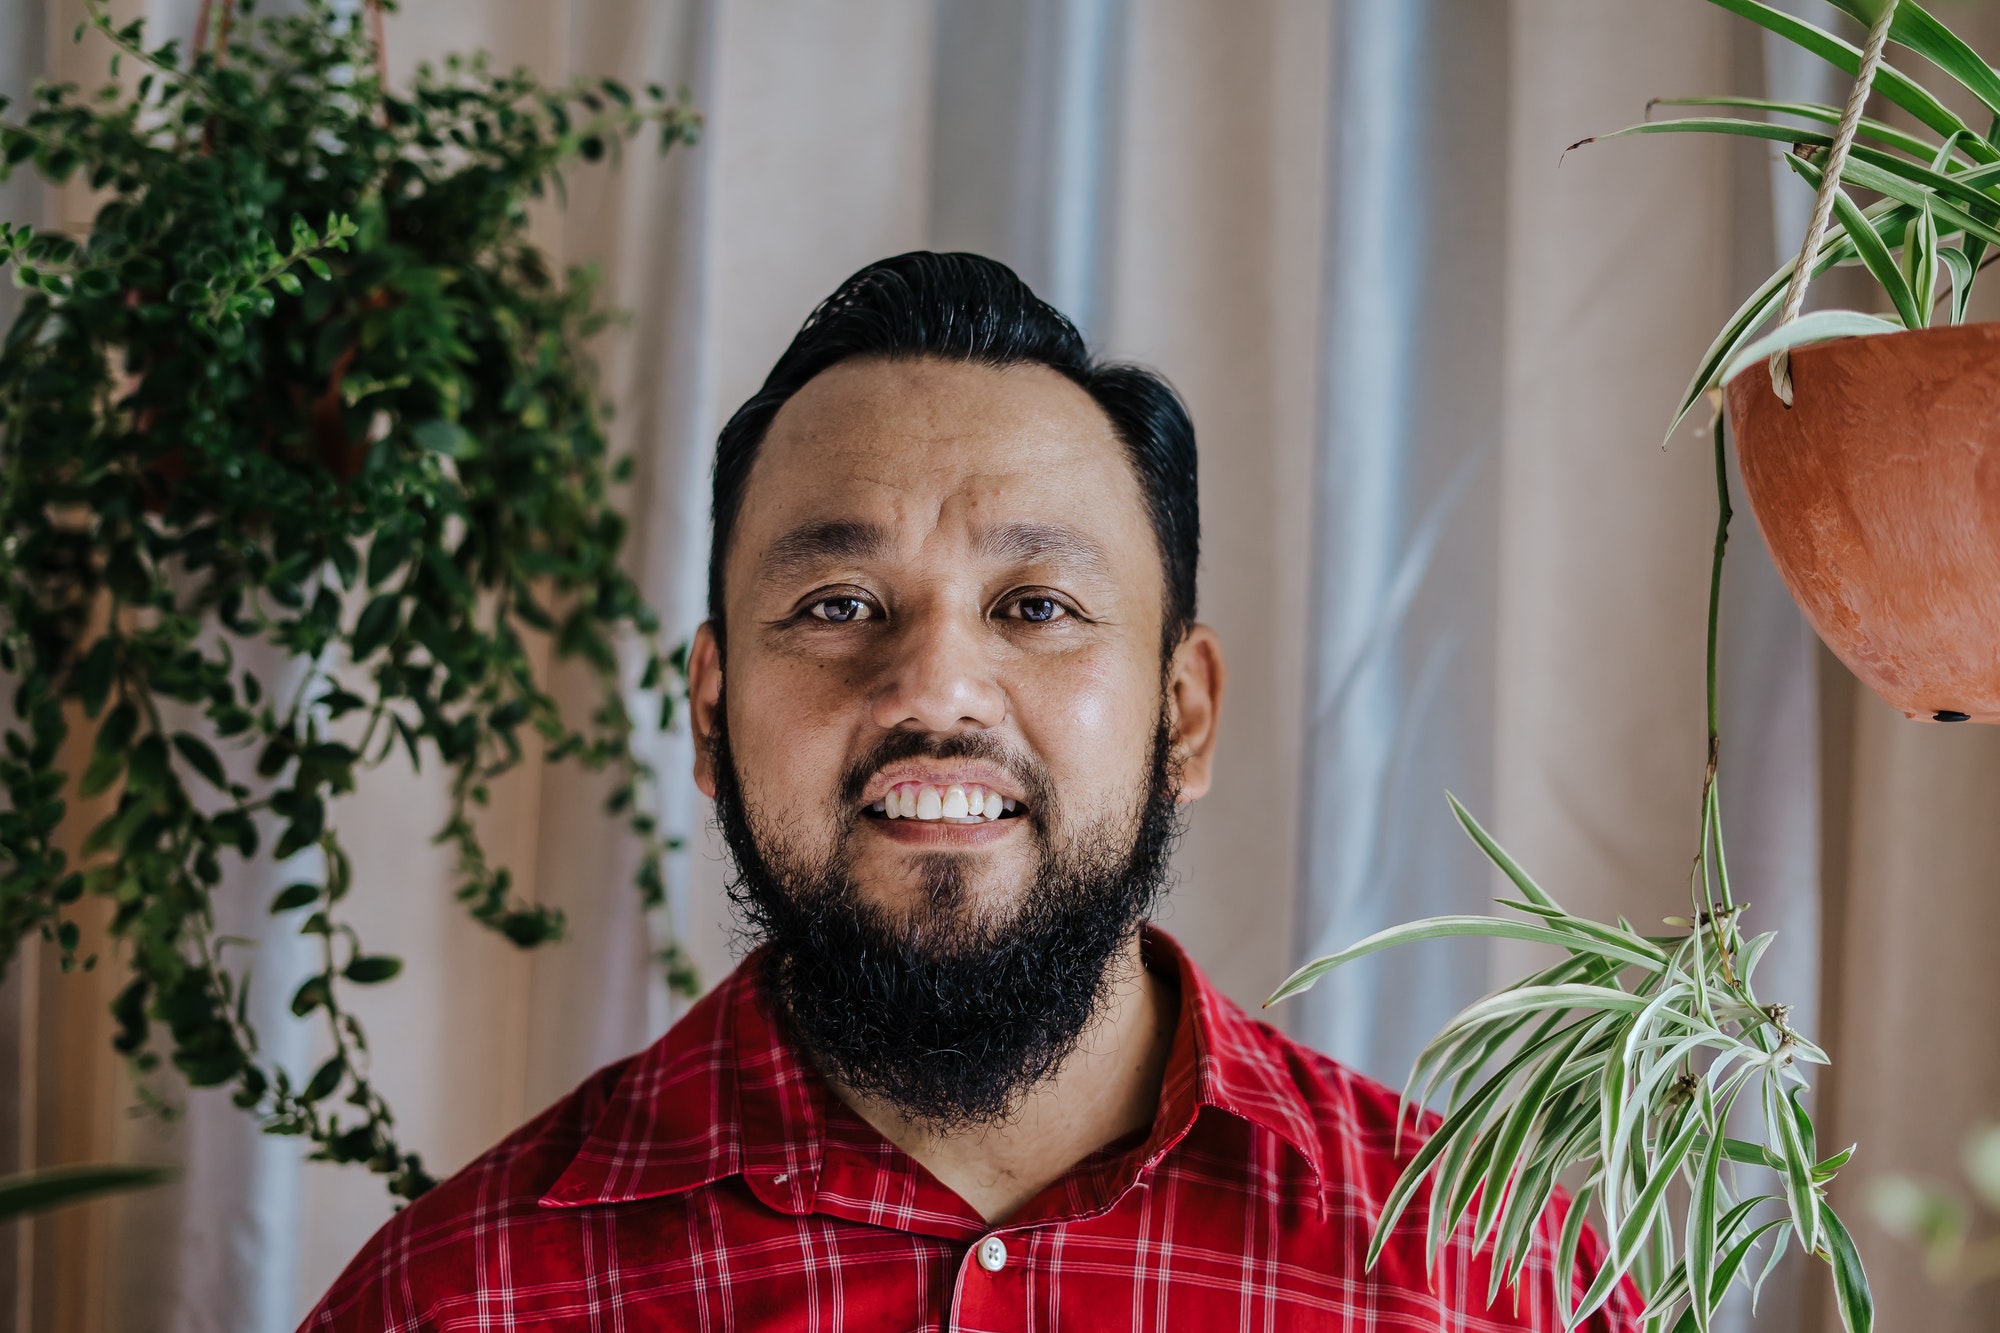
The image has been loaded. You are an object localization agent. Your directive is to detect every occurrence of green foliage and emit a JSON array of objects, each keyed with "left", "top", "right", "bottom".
[
  {"left": 0, "top": 1162, "right": 174, "bottom": 1218},
  {"left": 1568, "top": 0, "right": 2000, "bottom": 438},
  {"left": 0, "top": 0, "right": 700, "bottom": 1199},
  {"left": 1273, "top": 800, "right": 1861, "bottom": 1332},
  {"left": 1272, "top": 413, "right": 1870, "bottom": 1332}
]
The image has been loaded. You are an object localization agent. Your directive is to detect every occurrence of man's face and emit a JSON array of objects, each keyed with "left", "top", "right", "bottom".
[
  {"left": 688, "top": 355, "right": 1222, "bottom": 1124},
  {"left": 694, "top": 356, "right": 1213, "bottom": 925}
]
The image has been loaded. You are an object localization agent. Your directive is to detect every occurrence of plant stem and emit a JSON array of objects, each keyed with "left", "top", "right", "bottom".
[{"left": 1704, "top": 408, "right": 1732, "bottom": 779}]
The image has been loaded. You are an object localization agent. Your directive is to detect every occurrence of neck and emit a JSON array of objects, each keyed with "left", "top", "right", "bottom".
[{"left": 825, "top": 931, "right": 1180, "bottom": 1224}]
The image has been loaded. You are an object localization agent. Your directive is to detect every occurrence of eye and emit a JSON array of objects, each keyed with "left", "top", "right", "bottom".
[
  {"left": 1007, "top": 595, "right": 1068, "bottom": 624},
  {"left": 808, "top": 596, "right": 875, "bottom": 624}
]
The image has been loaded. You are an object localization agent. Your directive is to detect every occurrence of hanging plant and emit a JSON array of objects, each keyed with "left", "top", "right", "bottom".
[
  {"left": 0, "top": 0, "right": 699, "bottom": 1198},
  {"left": 1256, "top": 3, "right": 2000, "bottom": 1330},
  {"left": 1578, "top": 0, "right": 2000, "bottom": 724},
  {"left": 1271, "top": 409, "right": 1870, "bottom": 1333}
]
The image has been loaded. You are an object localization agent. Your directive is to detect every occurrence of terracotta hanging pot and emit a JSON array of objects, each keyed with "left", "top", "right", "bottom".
[{"left": 1723, "top": 322, "right": 2000, "bottom": 723}]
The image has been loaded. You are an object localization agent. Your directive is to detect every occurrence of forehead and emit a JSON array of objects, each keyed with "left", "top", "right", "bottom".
[{"left": 732, "top": 357, "right": 1152, "bottom": 570}]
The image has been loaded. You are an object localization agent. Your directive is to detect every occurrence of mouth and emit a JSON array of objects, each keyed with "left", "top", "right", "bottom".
[{"left": 864, "top": 780, "right": 1026, "bottom": 825}]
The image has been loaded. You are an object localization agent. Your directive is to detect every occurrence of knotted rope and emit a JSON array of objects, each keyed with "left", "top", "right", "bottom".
[{"left": 1770, "top": 0, "right": 1902, "bottom": 404}]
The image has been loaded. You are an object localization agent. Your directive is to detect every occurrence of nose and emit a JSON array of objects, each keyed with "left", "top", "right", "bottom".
[{"left": 871, "top": 604, "right": 1007, "bottom": 734}]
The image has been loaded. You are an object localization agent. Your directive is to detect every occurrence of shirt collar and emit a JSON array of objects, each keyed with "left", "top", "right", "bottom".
[{"left": 540, "top": 926, "right": 1327, "bottom": 1214}]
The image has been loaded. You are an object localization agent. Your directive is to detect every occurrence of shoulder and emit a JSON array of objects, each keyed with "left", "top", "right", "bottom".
[
  {"left": 297, "top": 1053, "right": 636, "bottom": 1332},
  {"left": 297, "top": 975, "right": 748, "bottom": 1332},
  {"left": 1193, "top": 990, "right": 1641, "bottom": 1332},
  {"left": 1202, "top": 986, "right": 1428, "bottom": 1194}
]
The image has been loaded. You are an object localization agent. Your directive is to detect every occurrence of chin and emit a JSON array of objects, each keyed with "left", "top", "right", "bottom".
[{"left": 846, "top": 853, "right": 1034, "bottom": 930}]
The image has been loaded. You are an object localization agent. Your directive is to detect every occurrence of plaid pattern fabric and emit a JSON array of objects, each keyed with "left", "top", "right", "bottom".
[{"left": 303, "top": 928, "right": 1640, "bottom": 1331}]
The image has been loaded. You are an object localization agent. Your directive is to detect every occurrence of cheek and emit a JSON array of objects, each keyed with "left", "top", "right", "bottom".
[
  {"left": 725, "top": 659, "right": 865, "bottom": 811},
  {"left": 1011, "top": 650, "right": 1158, "bottom": 796}
]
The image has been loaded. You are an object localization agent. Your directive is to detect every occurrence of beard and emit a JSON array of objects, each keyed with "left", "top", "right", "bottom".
[{"left": 709, "top": 704, "right": 1185, "bottom": 1131}]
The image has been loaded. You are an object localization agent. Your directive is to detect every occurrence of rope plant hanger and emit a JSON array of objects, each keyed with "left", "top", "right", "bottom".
[{"left": 1769, "top": 0, "right": 1901, "bottom": 403}]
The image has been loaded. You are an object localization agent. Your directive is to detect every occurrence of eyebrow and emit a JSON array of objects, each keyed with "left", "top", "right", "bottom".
[
  {"left": 757, "top": 519, "right": 893, "bottom": 586},
  {"left": 754, "top": 518, "right": 1115, "bottom": 585},
  {"left": 972, "top": 522, "right": 1114, "bottom": 581}
]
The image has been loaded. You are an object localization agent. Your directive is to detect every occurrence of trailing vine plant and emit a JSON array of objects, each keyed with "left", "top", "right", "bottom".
[{"left": 0, "top": 0, "right": 699, "bottom": 1198}]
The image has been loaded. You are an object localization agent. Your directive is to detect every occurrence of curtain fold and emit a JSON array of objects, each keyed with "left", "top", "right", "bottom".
[{"left": 1291, "top": 0, "right": 1509, "bottom": 1087}]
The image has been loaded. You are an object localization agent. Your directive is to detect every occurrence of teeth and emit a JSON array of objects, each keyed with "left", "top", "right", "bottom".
[{"left": 874, "top": 782, "right": 1014, "bottom": 823}]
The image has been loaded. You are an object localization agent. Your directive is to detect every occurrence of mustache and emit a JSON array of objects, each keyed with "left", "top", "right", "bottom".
[{"left": 836, "top": 728, "right": 1057, "bottom": 819}]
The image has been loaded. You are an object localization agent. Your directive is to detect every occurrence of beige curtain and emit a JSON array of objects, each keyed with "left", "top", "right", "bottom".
[{"left": 2, "top": 2, "right": 1995, "bottom": 1331}]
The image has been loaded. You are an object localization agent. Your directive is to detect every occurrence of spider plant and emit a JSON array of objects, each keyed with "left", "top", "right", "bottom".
[
  {"left": 1569, "top": 0, "right": 2000, "bottom": 439},
  {"left": 0, "top": 1161, "right": 172, "bottom": 1219},
  {"left": 1269, "top": 6, "right": 2000, "bottom": 1326},
  {"left": 1270, "top": 407, "right": 1866, "bottom": 1333},
  {"left": 1255, "top": 5, "right": 2000, "bottom": 1326}
]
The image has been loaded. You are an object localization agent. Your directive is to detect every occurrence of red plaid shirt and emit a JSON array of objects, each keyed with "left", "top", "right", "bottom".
[{"left": 304, "top": 928, "right": 1639, "bottom": 1331}]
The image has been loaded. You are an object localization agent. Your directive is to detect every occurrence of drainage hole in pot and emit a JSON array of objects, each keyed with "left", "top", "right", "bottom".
[{"left": 1934, "top": 710, "right": 1972, "bottom": 723}]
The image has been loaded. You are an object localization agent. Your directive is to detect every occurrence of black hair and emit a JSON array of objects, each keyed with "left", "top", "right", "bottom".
[{"left": 707, "top": 251, "right": 1199, "bottom": 658}]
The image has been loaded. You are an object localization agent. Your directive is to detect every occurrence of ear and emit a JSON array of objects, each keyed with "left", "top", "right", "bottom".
[
  {"left": 688, "top": 621, "right": 723, "bottom": 799},
  {"left": 1164, "top": 624, "right": 1225, "bottom": 803}
]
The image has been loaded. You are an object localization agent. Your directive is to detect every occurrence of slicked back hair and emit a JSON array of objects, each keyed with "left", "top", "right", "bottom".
[{"left": 706, "top": 251, "right": 1199, "bottom": 661}]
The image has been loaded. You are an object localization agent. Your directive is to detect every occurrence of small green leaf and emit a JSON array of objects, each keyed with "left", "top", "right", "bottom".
[
  {"left": 1768, "top": 1074, "right": 1822, "bottom": 1256},
  {"left": 212, "top": 810, "right": 258, "bottom": 857},
  {"left": 1685, "top": 1086, "right": 1729, "bottom": 1332},
  {"left": 96, "top": 702, "right": 138, "bottom": 756},
  {"left": 1820, "top": 1202, "right": 1874, "bottom": 1333},
  {"left": 273, "top": 795, "right": 325, "bottom": 860},
  {"left": 78, "top": 637, "right": 117, "bottom": 717},
  {"left": 1702, "top": 0, "right": 1971, "bottom": 142},
  {"left": 302, "top": 1054, "right": 345, "bottom": 1102},
  {"left": 367, "top": 530, "right": 412, "bottom": 586},
  {"left": 1903, "top": 198, "right": 1939, "bottom": 326},
  {"left": 411, "top": 418, "right": 480, "bottom": 459},
  {"left": 1446, "top": 793, "right": 1565, "bottom": 911},
  {"left": 0, "top": 1164, "right": 175, "bottom": 1219},
  {"left": 1787, "top": 154, "right": 1924, "bottom": 330},
  {"left": 343, "top": 955, "right": 402, "bottom": 984},
  {"left": 1720, "top": 309, "right": 1906, "bottom": 385},
  {"left": 1269, "top": 918, "right": 1662, "bottom": 1006},
  {"left": 351, "top": 594, "right": 401, "bottom": 661},
  {"left": 269, "top": 883, "right": 319, "bottom": 914},
  {"left": 172, "top": 733, "right": 229, "bottom": 790},
  {"left": 290, "top": 975, "right": 330, "bottom": 1018},
  {"left": 1573, "top": 1112, "right": 1703, "bottom": 1323},
  {"left": 78, "top": 747, "right": 126, "bottom": 799},
  {"left": 1554, "top": 1180, "right": 1596, "bottom": 1327}
]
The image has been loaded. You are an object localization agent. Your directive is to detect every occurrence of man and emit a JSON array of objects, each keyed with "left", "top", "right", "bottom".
[{"left": 305, "top": 253, "right": 1635, "bottom": 1331}]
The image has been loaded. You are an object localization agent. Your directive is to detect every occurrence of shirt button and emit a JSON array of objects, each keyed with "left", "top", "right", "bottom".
[{"left": 976, "top": 1236, "right": 1008, "bottom": 1272}]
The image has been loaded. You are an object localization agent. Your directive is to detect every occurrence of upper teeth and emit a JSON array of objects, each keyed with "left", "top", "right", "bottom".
[{"left": 871, "top": 783, "right": 1016, "bottom": 822}]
